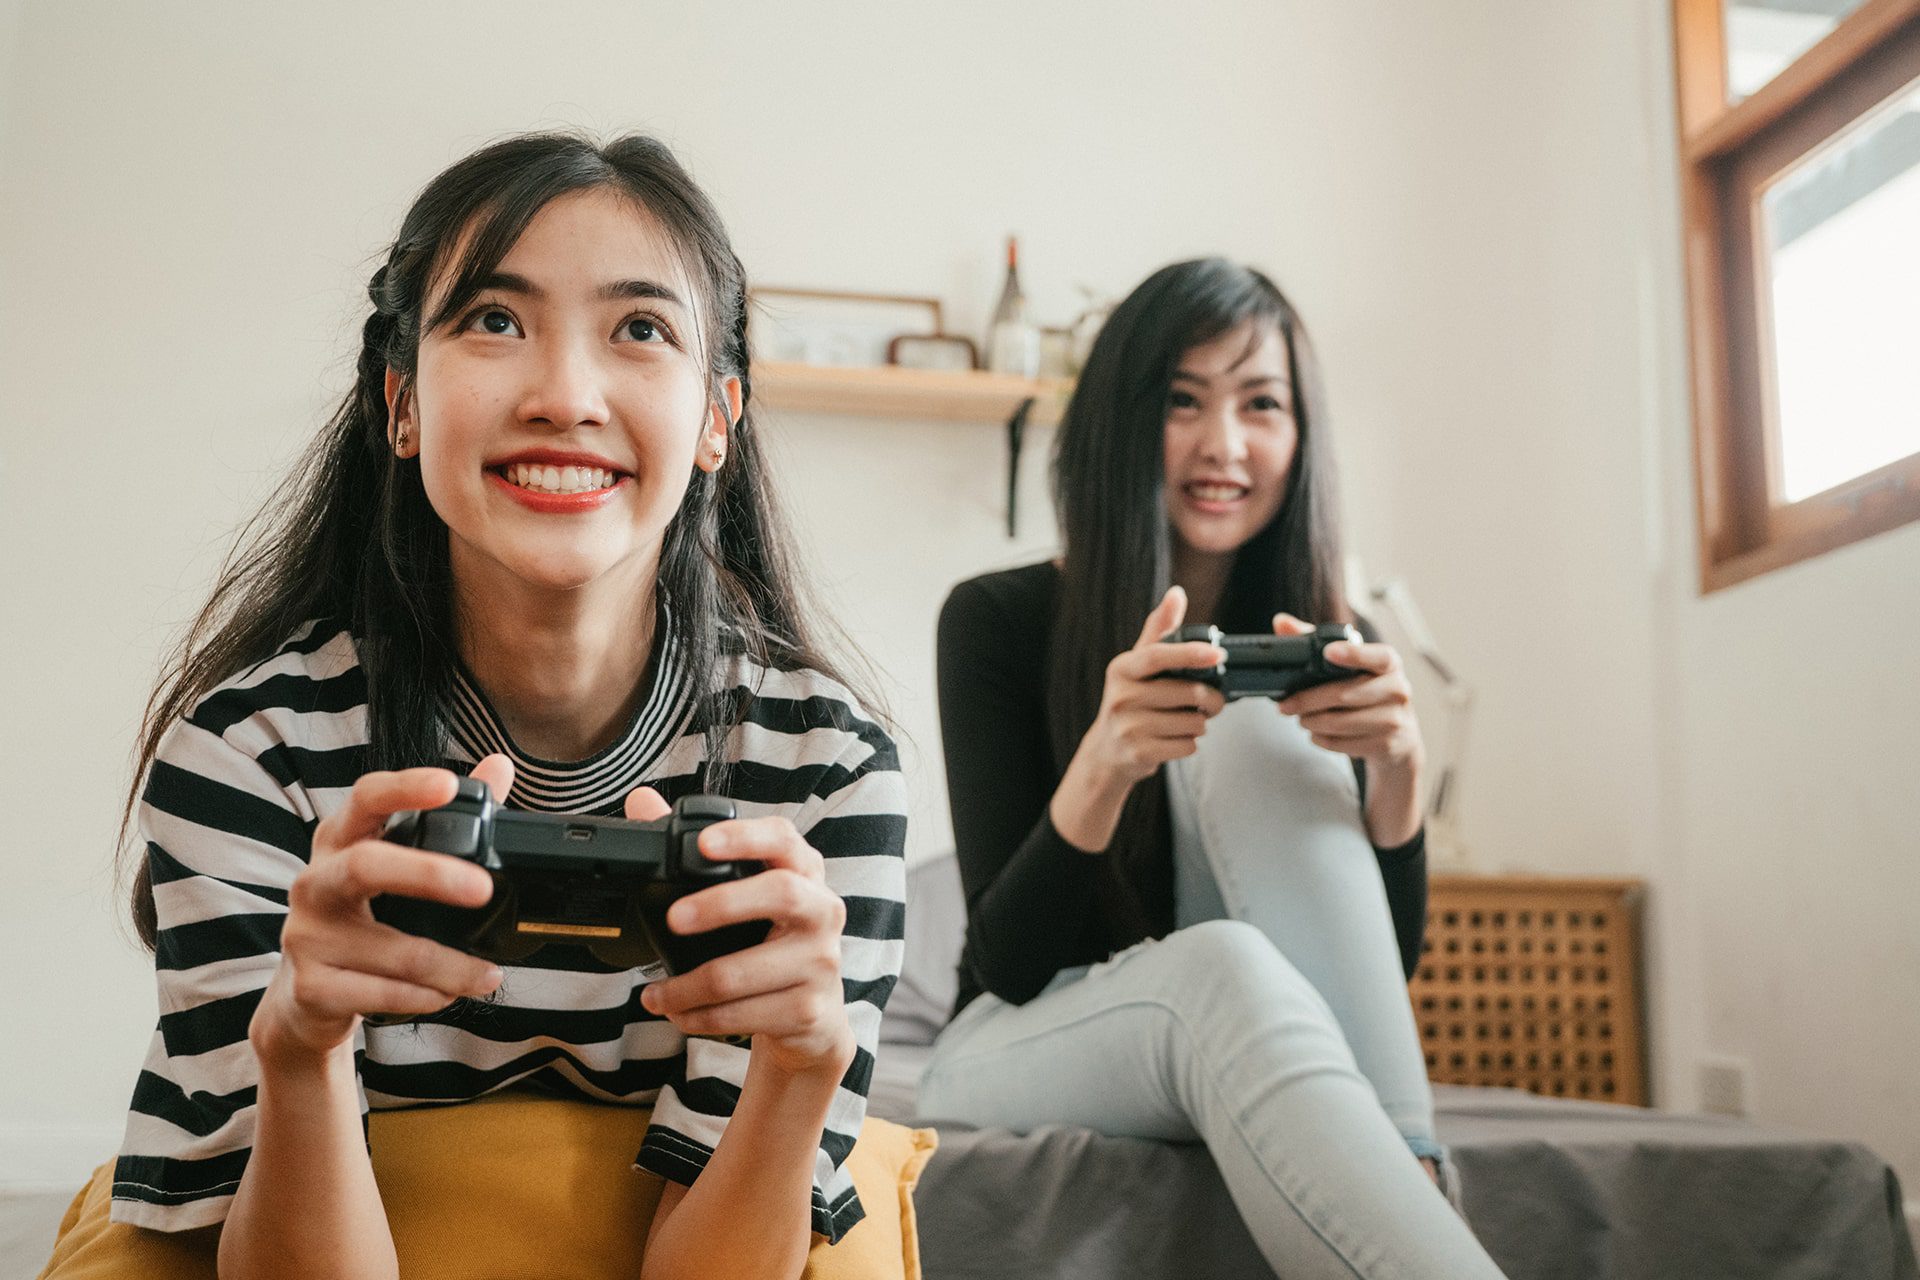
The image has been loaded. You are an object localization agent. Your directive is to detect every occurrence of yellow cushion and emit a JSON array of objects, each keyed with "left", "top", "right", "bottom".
[{"left": 40, "top": 1094, "right": 937, "bottom": 1280}]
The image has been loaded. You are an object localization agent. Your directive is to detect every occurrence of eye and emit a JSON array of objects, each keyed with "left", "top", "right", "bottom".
[
  {"left": 460, "top": 306, "right": 521, "bottom": 338},
  {"left": 1247, "top": 395, "right": 1288, "bottom": 413},
  {"left": 1168, "top": 390, "right": 1200, "bottom": 411},
  {"left": 617, "top": 312, "right": 673, "bottom": 345}
]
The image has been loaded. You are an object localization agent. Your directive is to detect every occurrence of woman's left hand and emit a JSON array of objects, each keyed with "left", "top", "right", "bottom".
[
  {"left": 1270, "top": 614, "right": 1425, "bottom": 769},
  {"left": 624, "top": 788, "right": 855, "bottom": 1078}
]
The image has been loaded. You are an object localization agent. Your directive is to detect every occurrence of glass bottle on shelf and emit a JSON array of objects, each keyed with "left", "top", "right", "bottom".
[
  {"left": 986, "top": 236, "right": 1041, "bottom": 378},
  {"left": 1068, "top": 284, "right": 1112, "bottom": 377}
]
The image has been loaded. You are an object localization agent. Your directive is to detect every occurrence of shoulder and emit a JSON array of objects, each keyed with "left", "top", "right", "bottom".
[
  {"left": 941, "top": 559, "right": 1057, "bottom": 634},
  {"left": 938, "top": 560, "right": 1058, "bottom": 678},
  {"left": 705, "top": 651, "right": 906, "bottom": 834},
  {"left": 182, "top": 620, "right": 364, "bottom": 739},
  {"left": 160, "top": 620, "right": 367, "bottom": 799},
  {"left": 715, "top": 649, "right": 895, "bottom": 770},
  {"left": 142, "top": 621, "right": 366, "bottom": 870}
]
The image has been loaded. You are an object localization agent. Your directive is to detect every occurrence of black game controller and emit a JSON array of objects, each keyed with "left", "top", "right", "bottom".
[
  {"left": 1159, "top": 622, "right": 1365, "bottom": 701},
  {"left": 371, "top": 778, "right": 769, "bottom": 974}
]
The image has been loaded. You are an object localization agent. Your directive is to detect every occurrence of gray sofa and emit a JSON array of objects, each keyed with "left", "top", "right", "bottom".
[{"left": 877, "top": 852, "right": 1920, "bottom": 1280}]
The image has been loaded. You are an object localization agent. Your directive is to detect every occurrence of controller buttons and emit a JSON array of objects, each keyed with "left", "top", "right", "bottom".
[
  {"left": 679, "top": 832, "right": 723, "bottom": 877},
  {"left": 677, "top": 796, "right": 735, "bottom": 822},
  {"left": 421, "top": 810, "right": 483, "bottom": 857},
  {"left": 451, "top": 776, "right": 490, "bottom": 805}
]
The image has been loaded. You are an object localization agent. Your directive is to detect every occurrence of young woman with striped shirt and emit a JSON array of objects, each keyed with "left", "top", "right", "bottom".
[{"left": 110, "top": 133, "right": 906, "bottom": 1280}]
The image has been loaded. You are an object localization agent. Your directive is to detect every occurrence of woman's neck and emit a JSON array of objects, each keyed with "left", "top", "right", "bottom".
[
  {"left": 1170, "top": 541, "right": 1233, "bottom": 628},
  {"left": 452, "top": 561, "right": 659, "bottom": 763}
]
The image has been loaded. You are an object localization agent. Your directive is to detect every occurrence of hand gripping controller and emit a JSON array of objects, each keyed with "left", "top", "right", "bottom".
[
  {"left": 370, "top": 778, "right": 770, "bottom": 974},
  {"left": 1159, "top": 622, "right": 1365, "bottom": 701}
]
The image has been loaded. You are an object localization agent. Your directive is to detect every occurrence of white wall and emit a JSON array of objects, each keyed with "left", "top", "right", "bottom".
[
  {"left": 1632, "top": 0, "right": 1920, "bottom": 1208},
  {"left": 2, "top": 0, "right": 1916, "bottom": 1227},
  {"left": 0, "top": 0, "right": 1410, "bottom": 1178},
  {"left": 1341, "top": 0, "right": 1920, "bottom": 1221},
  {"left": 0, "top": 0, "right": 23, "bottom": 307}
]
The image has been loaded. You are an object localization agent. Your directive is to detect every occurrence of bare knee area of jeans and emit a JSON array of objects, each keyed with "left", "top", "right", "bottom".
[{"left": 1154, "top": 920, "right": 1342, "bottom": 1024}]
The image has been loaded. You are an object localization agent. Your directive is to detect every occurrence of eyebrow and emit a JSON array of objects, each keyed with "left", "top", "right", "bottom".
[
  {"left": 478, "top": 271, "right": 688, "bottom": 310},
  {"left": 1170, "top": 370, "right": 1292, "bottom": 395}
]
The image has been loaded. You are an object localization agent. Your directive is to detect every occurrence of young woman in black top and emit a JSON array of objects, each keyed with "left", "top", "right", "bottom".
[{"left": 921, "top": 259, "right": 1505, "bottom": 1277}]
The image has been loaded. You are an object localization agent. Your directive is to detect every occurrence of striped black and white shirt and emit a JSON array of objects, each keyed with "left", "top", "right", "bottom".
[{"left": 113, "top": 618, "right": 908, "bottom": 1243}]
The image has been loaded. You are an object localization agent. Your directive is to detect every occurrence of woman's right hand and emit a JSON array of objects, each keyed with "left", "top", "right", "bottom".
[
  {"left": 248, "top": 756, "right": 513, "bottom": 1067},
  {"left": 1081, "top": 585, "right": 1229, "bottom": 782},
  {"left": 1051, "top": 587, "right": 1227, "bottom": 851}
]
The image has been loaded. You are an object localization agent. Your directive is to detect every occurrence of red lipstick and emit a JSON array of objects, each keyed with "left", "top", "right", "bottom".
[
  {"left": 486, "top": 448, "right": 631, "bottom": 515},
  {"left": 486, "top": 469, "right": 624, "bottom": 513}
]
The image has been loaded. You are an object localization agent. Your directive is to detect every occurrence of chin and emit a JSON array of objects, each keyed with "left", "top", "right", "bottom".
[
  {"left": 1175, "top": 521, "right": 1255, "bottom": 557},
  {"left": 497, "top": 547, "right": 629, "bottom": 595}
]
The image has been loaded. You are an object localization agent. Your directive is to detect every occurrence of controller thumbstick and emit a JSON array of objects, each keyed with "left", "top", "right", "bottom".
[
  {"left": 668, "top": 795, "right": 738, "bottom": 879},
  {"left": 674, "top": 795, "right": 736, "bottom": 824}
]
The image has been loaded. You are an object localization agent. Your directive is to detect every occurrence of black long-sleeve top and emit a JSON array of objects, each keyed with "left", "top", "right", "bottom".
[{"left": 937, "top": 560, "right": 1429, "bottom": 1019}]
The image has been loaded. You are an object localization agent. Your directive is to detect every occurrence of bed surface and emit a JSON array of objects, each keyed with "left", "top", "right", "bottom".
[
  {"left": 880, "top": 853, "right": 1918, "bottom": 1279},
  {"left": 875, "top": 1040, "right": 1918, "bottom": 1280}
]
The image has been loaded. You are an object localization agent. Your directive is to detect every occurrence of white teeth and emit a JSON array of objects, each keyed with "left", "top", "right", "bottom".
[
  {"left": 1188, "top": 482, "right": 1247, "bottom": 502},
  {"left": 503, "top": 463, "right": 616, "bottom": 494}
]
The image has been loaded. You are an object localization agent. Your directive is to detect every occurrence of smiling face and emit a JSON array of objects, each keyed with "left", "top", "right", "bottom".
[
  {"left": 387, "top": 187, "right": 734, "bottom": 606},
  {"left": 1162, "top": 319, "right": 1299, "bottom": 564}
]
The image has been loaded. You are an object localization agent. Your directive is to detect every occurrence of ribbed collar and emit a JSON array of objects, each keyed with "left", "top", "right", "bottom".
[{"left": 444, "top": 604, "right": 697, "bottom": 814}]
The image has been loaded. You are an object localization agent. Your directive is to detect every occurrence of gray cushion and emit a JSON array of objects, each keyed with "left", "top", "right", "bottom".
[{"left": 880, "top": 851, "right": 965, "bottom": 1048}]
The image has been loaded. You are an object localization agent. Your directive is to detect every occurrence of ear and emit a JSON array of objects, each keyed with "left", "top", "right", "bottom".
[
  {"left": 697, "top": 376, "right": 742, "bottom": 473},
  {"left": 384, "top": 367, "right": 418, "bottom": 457}
]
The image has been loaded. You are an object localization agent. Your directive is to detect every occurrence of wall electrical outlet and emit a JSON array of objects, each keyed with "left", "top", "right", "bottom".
[{"left": 1698, "top": 1055, "right": 1752, "bottom": 1117}]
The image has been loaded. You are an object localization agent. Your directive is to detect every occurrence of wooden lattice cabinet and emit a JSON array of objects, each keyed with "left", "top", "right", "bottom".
[{"left": 1410, "top": 875, "right": 1647, "bottom": 1105}]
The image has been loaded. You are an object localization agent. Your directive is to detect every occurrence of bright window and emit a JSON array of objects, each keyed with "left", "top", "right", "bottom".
[{"left": 1674, "top": 0, "right": 1920, "bottom": 589}]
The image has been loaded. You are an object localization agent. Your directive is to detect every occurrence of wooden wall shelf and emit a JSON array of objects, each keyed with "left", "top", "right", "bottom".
[{"left": 755, "top": 361, "right": 1072, "bottom": 427}]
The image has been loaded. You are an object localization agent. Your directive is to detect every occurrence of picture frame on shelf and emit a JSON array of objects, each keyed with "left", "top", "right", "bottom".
[
  {"left": 749, "top": 287, "right": 944, "bottom": 369},
  {"left": 887, "top": 332, "right": 980, "bottom": 372}
]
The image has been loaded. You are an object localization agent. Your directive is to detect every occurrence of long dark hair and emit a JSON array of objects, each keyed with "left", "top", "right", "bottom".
[
  {"left": 121, "top": 131, "right": 868, "bottom": 948},
  {"left": 1049, "top": 257, "right": 1347, "bottom": 941}
]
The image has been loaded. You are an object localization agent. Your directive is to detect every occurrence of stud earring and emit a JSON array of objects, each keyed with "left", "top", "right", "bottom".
[
  {"left": 396, "top": 426, "right": 411, "bottom": 453},
  {"left": 710, "top": 446, "right": 724, "bottom": 465}
]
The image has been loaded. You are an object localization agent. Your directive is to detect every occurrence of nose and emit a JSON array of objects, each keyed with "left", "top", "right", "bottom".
[
  {"left": 516, "top": 332, "right": 610, "bottom": 430},
  {"left": 1197, "top": 402, "right": 1249, "bottom": 465}
]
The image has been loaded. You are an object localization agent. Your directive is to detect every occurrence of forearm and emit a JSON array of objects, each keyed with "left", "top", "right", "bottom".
[
  {"left": 641, "top": 1038, "right": 852, "bottom": 1280},
  {"left": 1362, "top": 746, "right": 1425, "bottom": 850},
  {"left": 1377, "top": 845, "right": 1430, "bottom": 978},
  {"left": 963, "top": 798, "right": 1114, "bottom": 1003},
  {"left": 1047, "top": 746, "right": 1134, "bottom": 853},
  {"left": 218, "top": 1036, "right": 395, "bottom": 1280}
]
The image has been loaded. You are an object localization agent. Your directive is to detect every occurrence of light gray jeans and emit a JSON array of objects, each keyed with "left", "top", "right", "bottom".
[{"left": 919, "top": 702, "right": 1506, "bottom": 1279}]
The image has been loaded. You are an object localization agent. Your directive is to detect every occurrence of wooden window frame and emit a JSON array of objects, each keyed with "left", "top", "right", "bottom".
[{"left": 1673, "top": 0, "right": 1920, "bottom": 592}]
